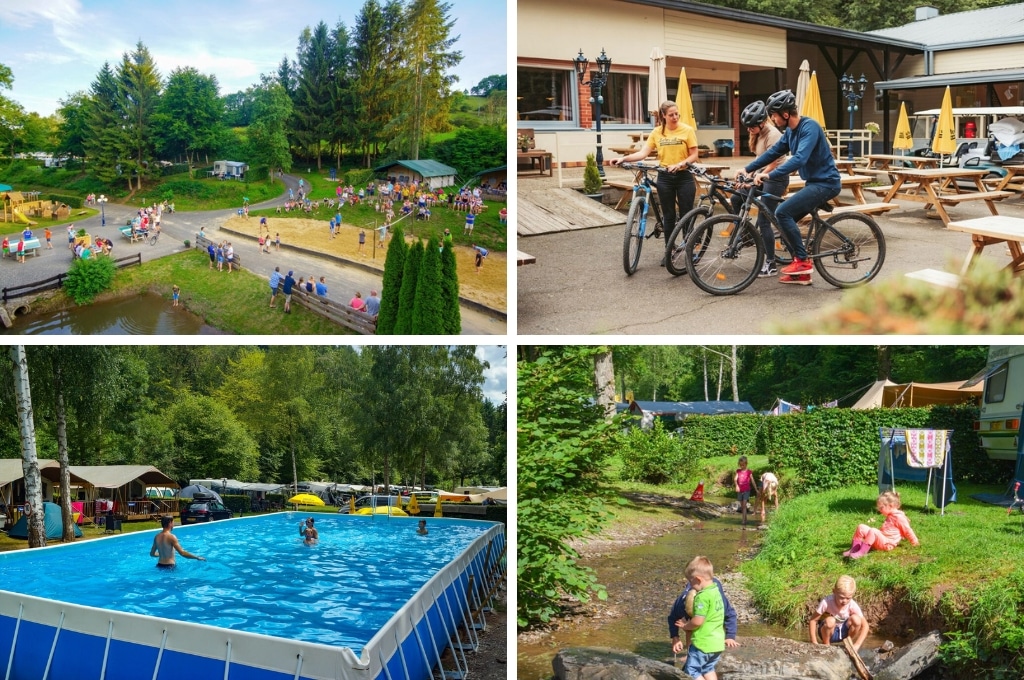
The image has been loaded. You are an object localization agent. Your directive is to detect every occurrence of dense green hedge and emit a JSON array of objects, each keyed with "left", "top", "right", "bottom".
[
  {"left": 222, "top": 493, "right": 251, "bottom": 514},
  {"left": 43, "top": 193, "right": 83, "bottom": 209},
  {"left": 675, "top": 405, "right": 1007, "bottom": 492}
]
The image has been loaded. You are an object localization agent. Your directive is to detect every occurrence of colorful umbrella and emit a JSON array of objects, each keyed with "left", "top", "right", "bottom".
[
  {"left": 287, "top": 493, "right": 325, "bottom": 506},
  {"left": 795, "top": 60, "right": 811, "bottom": 113},
  {"left": 648, "top": 47, "right": 668, "bottom": 118},
  {"left": 931, "top": 86, "right": 957, "bottom": 160},
  {"left": 675, "top": 67, "right": 698, "bottom": 131},
  {"left": 893, "top": 102, "right": 914, "bottom": 154},
  {"left": 801, "top": 71, "right": 827, "bottom": 130}
]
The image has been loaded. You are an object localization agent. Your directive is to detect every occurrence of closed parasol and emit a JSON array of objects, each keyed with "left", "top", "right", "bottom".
[
  {"left": 648, "top": 47, "right": 668, "bottom": 119},
  {"left": 675, "top": 67, "right": 698, "bottom": 131},
  {"left": 801, "top": 71, "right": 827, "bottom": 130},
  {"left": 931, "top": 86, "right": 957, "bottom": 161},
  {"left": 893, "top": 102, "right": 914, "bottom": 154},
  {"left": 795, "top": 60, "right": 811, "bottom": 112}
]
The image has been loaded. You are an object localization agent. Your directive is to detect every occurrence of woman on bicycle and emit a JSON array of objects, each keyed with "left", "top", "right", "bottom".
[
  {"left": 731, "top": 101, "right": 788, "bottom": 277},
  {"left": 744, "top": 89, "right": 841, "bottom": 285},
  {"left": 611, "top": 101, "right": 698, "bottom": 242}
]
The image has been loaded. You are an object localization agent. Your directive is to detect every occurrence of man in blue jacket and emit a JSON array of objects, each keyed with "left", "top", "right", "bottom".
[
  {"left": 668, "top": 577, "right": 741, "bottom": 655},
  {"left": 744, "top": 89, "right": 841, "bottom": 286}
]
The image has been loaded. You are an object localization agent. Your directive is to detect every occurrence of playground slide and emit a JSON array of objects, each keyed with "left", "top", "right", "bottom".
[{"left": 12, "top": 208, "right": 36, "bottom": 226}]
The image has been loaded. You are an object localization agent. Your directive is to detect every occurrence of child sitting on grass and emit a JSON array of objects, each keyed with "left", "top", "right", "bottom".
[
  {"left": 843, "top": 489, "right": 919, "bottom": 559},
  {"left": 676, "top": 556, "right": 727, "bottom": 680},
  {"left": 808, "top": 575, "right": 868, "bottom": 651}
]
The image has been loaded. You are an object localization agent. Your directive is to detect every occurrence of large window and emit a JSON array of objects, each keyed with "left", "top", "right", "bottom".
[
  {"left": 691, "top": 83, "right": 731, "bottom": 127},
  {"left": 600, "top": 73, "right": 648, "bottom": 125},
  {"left": 517, "top": 67, "right": 574, "bottom": 123}
]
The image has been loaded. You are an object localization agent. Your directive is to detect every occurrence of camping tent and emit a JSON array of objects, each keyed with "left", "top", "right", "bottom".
[
  {"left": 7, "top": 502, "right": 82, "bottom": 540},
  {"left": 853, "top": 380, "right": 982, "bottom": 409}
]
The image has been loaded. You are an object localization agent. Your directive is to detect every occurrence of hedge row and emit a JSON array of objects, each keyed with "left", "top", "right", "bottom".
[
  {"left": 673, "top": 405, "right": 1008, "bottom": 491},
  {"left": 43, "top": 193, "right": 83, "bottom": 209}
]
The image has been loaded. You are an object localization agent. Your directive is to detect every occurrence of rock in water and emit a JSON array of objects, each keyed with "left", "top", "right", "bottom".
[
  {"left": 872, "top": 631, "right": 942, "bottom": 680},
  {"left": 715, "top": 637, "right": 855, "bottom": 680},
  {"left": 553, "top": 647, "right": 690, "bottom": 680}
]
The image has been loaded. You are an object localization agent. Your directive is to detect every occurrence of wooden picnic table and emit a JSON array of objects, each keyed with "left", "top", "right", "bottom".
[
  {"left": 881, "top": 168, "right": 1012, "bottom": 226},
  {"left": 517, "top": 150, "right": 553, "bottom": 177},
  {"left": 864, "top": 154, "right": 941, "bottom": 170},
  {"left": 785, "top": 174, "right": 875, "bottom": 205},
  {"left": 833, "top": 159, "right": 859, "bottom": 175},
  {"left": 994, "top": 164, "right": 1024, "bottom": 194},
  {"left": 517, "top": 250, "right": 537, "bottom": 266},
  {"left": 946, "top": 215, "right": 1024, "bottom": 277}
]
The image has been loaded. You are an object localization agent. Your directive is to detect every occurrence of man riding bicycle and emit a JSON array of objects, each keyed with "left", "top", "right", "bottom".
[{"left": 742, "top": 89, "right": 841, "bottom": 285}]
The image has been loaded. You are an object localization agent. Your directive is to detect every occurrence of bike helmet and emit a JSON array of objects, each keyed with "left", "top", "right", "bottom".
[
  {"left": 765, "top": 89, "right": 797, "bottom": 115},
  {"left": 740, "top": 101, "right": 768, "bottom": 128}
]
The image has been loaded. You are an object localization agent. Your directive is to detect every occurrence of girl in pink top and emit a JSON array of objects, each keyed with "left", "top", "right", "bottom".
[
  {"left": 734, "top": 456, "right": 754, "bottom": 526},
  {"left": 844, "top": 490, "right": 919, "bottom": 559}
]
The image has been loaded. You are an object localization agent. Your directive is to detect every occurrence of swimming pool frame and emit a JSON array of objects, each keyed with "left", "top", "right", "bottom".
[{"left": 0, "top": 515, "right": 506, "bottom": 680}]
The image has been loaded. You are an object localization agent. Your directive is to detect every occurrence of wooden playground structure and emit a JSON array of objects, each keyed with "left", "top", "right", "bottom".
[{"left": 2, "top": 191, "right": 67, "bottom": 226}]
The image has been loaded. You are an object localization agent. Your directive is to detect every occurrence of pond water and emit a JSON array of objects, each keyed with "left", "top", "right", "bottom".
[
  {"left": 3, "top": 292, "right": 223, "bottom": 334},
  {"left": 516, "top": 501, "right": 885, "bottom": 680}
]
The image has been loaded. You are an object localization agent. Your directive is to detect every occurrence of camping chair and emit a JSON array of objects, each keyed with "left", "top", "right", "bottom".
[{"left": 102, "top": 511, "right": 122, "bottom": 534}]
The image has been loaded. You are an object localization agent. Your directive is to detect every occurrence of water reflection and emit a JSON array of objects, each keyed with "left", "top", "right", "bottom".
[{"left": 3, "top": 292, "right": 224, "bottom": 335}]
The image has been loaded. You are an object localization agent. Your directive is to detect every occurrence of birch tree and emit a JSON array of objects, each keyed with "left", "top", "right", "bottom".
[{"left": 10, "top": 346, "right": 45, "bottom": 548}]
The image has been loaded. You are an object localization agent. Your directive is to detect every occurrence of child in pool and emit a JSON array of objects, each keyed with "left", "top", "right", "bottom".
[{"left": 844, "top": 490, "right": 919, "bottom": 559}]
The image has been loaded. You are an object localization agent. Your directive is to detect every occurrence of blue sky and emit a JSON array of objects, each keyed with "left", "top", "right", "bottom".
[
  {"left": 2, "top": 0, "right": 507, "bottom": 117},
  {"left": 476, "top": 345, "right": 507, "bottom": 405}
]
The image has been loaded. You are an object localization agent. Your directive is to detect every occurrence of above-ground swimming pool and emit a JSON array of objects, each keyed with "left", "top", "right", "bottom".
[{"left": 0, "top": 513, "right": 505, "bottom": 680}]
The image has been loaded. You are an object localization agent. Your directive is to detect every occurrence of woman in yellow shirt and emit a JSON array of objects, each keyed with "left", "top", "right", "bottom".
[{"left": 612, "top": 101, "right": 699, "bottom": 241}]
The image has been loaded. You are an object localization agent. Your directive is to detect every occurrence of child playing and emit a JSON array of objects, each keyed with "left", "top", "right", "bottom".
[
  {"left": 734, "top": 456, "right": 754, "bottom": 526},
  {"left": 844, "top": 490, "right": 919, "bottom": 559},
  {"left": 808, "top": 575, "right": 868, "bottom": 651},
  {"left": 171, "top": 285, "right": 180, "bottom": 307},
  {"left": 676, "top": 556, "right": 726, "bottom": 680},
  {"left": 759, "top": 471, "right": 779, "bottom": 523}
]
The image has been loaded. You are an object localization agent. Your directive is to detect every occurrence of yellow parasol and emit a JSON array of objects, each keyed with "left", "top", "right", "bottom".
[
  {"left": 406, "top": 494, "right": 420, "bottom": 515},
  {"left": 674, "top": 67, "right": 698, "bottom": 131},
  {"left": 434, "top": 495, "right": 443, "bottom": 518},
  {"left": 893, "top": 102, "right": 913, "bottom": 154},
  {"left": 395, "top": 493, "right": 403, "bottom": 512},
  {"left": 801, "top": 71, "right": 827, "bottom": 130},
  {"left": 348, "top": 496, "right": 356, "bottom": 513},
  {"left": 931, "top": 86, "right": 957, "bottom": 160},
  {"left": 287, "top": 493, "right": 325, "bottom": 506}
]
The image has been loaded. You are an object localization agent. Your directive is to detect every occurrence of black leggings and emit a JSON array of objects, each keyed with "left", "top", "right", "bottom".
[{"left": 656, "top": 170, "right": 696, "bottom": 233}]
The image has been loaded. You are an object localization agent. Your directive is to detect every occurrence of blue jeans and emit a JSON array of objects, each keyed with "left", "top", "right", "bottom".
[
  {"left": 774, "top": 182, "right": 840, "bottom": 260},
  {"left": 730, "top": 177, "right": 789, "bottom": 263}
]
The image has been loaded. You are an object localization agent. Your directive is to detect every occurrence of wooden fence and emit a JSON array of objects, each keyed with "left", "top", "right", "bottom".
[{"left": 2, "top": 253, "right": 142, "bottom": 303}]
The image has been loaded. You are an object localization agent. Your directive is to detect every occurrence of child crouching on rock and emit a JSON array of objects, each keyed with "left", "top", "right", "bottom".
[
  {"left": 808, "top": 574, "right": 868, "bottom": 651},
  {"left": 844, "top": 490, "right": 919, "bottom": 559},
  {"left": 675, "top": 556, "right": 727, "bottom": 680}
]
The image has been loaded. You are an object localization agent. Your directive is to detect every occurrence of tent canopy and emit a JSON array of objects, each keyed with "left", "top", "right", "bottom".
[
  {"left": 69, "top": 465, "right": 177, "bottom": 489},
  {"left": 7, "top": 502, "right": 82, "bottom": 539},
  {"left": 0, "top": 459, "right": 90, "bottom": 487},
  {"left": 852, "top": 380, "right": 982, "bottom": 409}
]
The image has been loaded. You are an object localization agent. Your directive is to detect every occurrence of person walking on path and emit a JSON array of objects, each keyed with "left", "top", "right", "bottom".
[
  {"left": 268, "top": 267, "right": 283, "bottom": 308},
  {"left": 358, "top": 229, "right": 365, "bottom": 253},
  {"left": 44, "top": 228, "right": 52, "bottom": 249}
]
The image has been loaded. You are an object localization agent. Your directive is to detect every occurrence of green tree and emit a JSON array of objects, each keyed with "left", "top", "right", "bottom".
[
  {"left": 84, "top": 63, "right": 123, "bottom": 186},
  {"left": 470, "top": 74, "right": 507, "bottom": 96},
  {"left": 63, "top": 256, "right": 116, "bottom": 305},
  {"left": 427, "top": 125, "right": 505, "bottom": 178},
  {"left": 293, "top": 22, "right": 337, "bottom": 169},
  {"left": 167, "top": 392, "right": 260, "bottom": 482},
  {"left": 55, "top": 91, "right": 91, "bottom": 164},
  {"left": 154, "top": 67, "right": 225, "bottom": 172},
  {"left": 412, "top": 235, "right": 445, "bottom": 334},
  {"left": 0, "top": 63, "right": 28, "bottom": 161},
  {"left": 116, "top": 41, "right": 162, "bottom": 191},
  {"left": 439, "top": 241, "right": 461, "bottom": 334},
  {"left": 394, "top": 238, "right": 423, "bottom": 335},
  {"left": 376, "top": 225, "right": 406, "bottom": 334},
  {"left": 351, "top": 0, "right": 404, "bottom": 166},
  {"left": 247, "top": 78, "right": 293, "bottom": 175}
]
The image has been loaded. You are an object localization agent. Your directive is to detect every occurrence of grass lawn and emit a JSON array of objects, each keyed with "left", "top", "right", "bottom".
[
  {"left": 34, "top": 249, "right": 354, "bottom": 335},
  {"left": 1, "top": 208, "right": 98, "bottom": 239},
  {"left": 144, "top": 174, "right": 282, "bottom": 212}
]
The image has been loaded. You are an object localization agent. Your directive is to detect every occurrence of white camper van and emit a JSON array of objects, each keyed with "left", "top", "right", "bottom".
[{"left": 963, "top": 345, "right": 1024, "bottom": 460}]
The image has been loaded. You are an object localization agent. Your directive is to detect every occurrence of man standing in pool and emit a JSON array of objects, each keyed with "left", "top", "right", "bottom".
[
  {"left": 151, "top": 516, "right": 206, "bottom": 568},
  {"left": 299, "top": 517, "right": 319, "bottom": 545},
  {"left": 416, "top": 519, "right": 429, "bottom": 535}
]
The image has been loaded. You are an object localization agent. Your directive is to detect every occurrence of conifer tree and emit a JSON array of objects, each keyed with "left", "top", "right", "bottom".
[
  {"left": 412, "top": 236, "right": 445, "bottom": 334},
  {"left": 376, "top": 225, "right": 406, "bottom": 334},
  {"left": 439, "top": 242, "right": 461, "bottom": 334},
  {"left": 394, "top": 239, "right": 424, "bottom": 334}
]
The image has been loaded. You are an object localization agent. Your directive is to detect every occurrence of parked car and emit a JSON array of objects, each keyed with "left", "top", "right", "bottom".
[{"left": 180, "top": 495, "right": 233, "bottom": 524}]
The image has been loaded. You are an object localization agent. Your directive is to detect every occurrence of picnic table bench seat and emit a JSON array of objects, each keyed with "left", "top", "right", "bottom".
[{"left": 935, "top": 190, "right": 1013, "bottom": 205}]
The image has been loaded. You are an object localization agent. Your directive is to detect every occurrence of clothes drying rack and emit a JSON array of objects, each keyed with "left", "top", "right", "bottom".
[{"left": 879, "top": 427, "right": 954, "bottom": 516}]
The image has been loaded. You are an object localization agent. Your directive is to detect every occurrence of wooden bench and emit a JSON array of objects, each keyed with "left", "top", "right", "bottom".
[
  {"left": 865, "top": 183, "right": 921, "bottom": 197},
  {"left": 905, "top": 268, "right": 961, "bottom": 288},
  {"left": 607, "top": 180, "right": 656, "bottom": 210},
  {"left": 517, "top": 250, "right": 537, "bottom": 266},
  {"left": 935, "top": 190, "right": 1012, "bottom": 205}
]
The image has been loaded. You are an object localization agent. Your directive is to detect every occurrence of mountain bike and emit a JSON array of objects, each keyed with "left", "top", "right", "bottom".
[
  {"left": 684, "top": 177, "right": 886, "bottom": 295},
  {"left": 619, "top": 162, "right": 667, "bottom": 275},
  {"left": 149, "top": 226, "right": 161, "bottom": 246},
  {"left": 664, "top": 165, "right": 740, "bottom": 276}
]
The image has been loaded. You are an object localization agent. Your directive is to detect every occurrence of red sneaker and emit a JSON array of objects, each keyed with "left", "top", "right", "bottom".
[
  {"left": 780, "top": 258, "right": 813, "bottom": 274},
  {"left": 779, "top": 274, "right": 812, "bottom": 285}
]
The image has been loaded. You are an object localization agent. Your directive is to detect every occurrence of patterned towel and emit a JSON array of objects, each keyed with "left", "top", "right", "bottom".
[{"left": 905, "top": 429, "right": 948, "bottom": 468}]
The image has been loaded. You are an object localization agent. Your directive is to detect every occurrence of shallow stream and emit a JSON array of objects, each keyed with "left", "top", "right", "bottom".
[{"left": 3, "top": 292, "right": 222, "bottom": 334}]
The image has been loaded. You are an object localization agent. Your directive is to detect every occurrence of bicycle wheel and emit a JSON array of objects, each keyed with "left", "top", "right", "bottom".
[
  {"left": 665, "top": 205, "right": 712, "bottom": 276},
  {"left": 685, "top": 214, "right": 764, "bottom": 295},
  {"left": 622, "top": 194, "right": 646, "bottom": 275},
  {"left": 149, "top": 234, "right": 159, "bottom": 246},
  {"left": 812, "top": 213, "right": 886, "bottom": 287}
]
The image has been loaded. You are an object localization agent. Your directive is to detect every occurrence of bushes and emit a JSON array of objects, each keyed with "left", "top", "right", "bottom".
[
  {"left": 43, "top": 193, "right": 82, "bottom": 209},
  {"left": 62, "top": 256, "right": 116, "bottom": 305},
  {"left": 221, "top": 493, "right": 251, "bottom": 514},
  {"left": 344, "top": 168, "right": 375, "bottom": 187},
  {"left": 618, "top": 420, "right": 697, "bottom": 484}
]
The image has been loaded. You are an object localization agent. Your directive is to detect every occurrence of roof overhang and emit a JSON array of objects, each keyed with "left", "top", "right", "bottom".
[{"left": 876, "top": 67, "right": 1024, "bottom": 91}]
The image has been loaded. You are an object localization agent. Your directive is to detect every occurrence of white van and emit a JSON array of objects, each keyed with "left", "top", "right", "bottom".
[{"left": 963, "top": 345, "right": 1024, "bottom": 460}]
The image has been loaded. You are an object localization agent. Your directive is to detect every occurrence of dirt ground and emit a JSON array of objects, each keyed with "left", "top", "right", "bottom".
[
  {"left": 464, "top": 588, "right": 508, "bottom": 677},
  {"left": 223, "top": 216, "right": 506, "bottom": 311}
]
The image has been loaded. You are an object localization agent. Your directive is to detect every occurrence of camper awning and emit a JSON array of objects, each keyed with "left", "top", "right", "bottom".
[
  {"left": 853, "top": 380, "right": 982, "bottom": 408},
  {"left": 961, "top": 361, "right": 1008, "bottom": 388},
  {"left": 69, "top": 465, "right": 177, "bottom": 489}
]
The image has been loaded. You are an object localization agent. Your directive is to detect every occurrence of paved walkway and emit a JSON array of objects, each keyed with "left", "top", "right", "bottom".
[{"left": 2, "top": 175, "right": 505, "bottom": 335}]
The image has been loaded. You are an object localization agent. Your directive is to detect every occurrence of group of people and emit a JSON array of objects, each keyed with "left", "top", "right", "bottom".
[
  {"left": 206, "top": 240, "right": 237, "bottom": 272},
  {"left": 612, "top": 87, "right": 840, "bottom": 285}
]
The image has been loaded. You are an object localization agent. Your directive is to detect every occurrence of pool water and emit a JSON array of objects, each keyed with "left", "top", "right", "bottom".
[{"left": 0, "top": 513, "right": 488, "bottom": 653}]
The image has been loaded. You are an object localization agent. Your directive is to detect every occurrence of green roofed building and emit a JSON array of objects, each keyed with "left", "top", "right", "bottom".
[{"left": 374, "top": 160, "right": 458, "bottom": 191}]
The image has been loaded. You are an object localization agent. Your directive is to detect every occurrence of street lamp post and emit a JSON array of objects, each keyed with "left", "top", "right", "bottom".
[
  {"left": 97, "top": 194, "right": 108, "bottom": 226},
  {"left": 574, "top": 48, "right": 613, "bottom": 177},
  {"left": 841, "top": 73, "right": 869, "bottom": 161}
]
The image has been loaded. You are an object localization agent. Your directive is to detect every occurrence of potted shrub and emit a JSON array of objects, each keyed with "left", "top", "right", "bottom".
[{"left": 582, "top": 153, "right": 603, "bottom": 201}]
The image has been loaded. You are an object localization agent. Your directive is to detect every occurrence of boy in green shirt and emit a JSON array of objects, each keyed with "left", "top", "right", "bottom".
[{"left": 679, "top": 555, "right": 726, "bottom": 680}]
